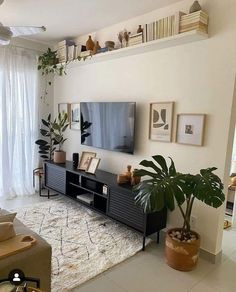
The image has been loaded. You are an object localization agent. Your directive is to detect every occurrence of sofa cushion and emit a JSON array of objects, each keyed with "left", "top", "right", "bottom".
[
  {"left": 0, "top": 222, "right": 16, "bottom": 242},
  {"left": 0, "top": 211, "right": 17, "bottom": 223}
]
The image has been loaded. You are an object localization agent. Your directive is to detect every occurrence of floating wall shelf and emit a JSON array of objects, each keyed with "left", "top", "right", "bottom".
[{"left": 67, "top": 30, "right": 208, "bottom": 68}]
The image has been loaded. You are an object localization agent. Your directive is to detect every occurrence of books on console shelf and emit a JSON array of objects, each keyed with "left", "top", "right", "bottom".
[
  {"left": 57, "top": 39, "right": 75, "bottom": 63},
  {"left": 76, "top": 193, "right": 93, "bottom": 205}
]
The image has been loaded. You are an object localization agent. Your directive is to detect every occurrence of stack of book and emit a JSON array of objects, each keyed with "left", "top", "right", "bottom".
[
  {"left": 57, "top": 40, "right": 75, "bottom": 63},
  {"left": 129, "top": 32, "right": 143, "bottom": 47},
  {"left": 80, "top": 50, "right": 92, "bottom": 58},
  {"left": 180, "top": 10, "right": 209, "bottom": 34},
  {"left": 143, "top": 12, "right": 185, "bottom": 42}
]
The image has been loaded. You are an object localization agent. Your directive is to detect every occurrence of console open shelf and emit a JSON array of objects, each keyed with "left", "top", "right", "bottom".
[
  {"left": 44, "top": 160, "right": 167, "bottom": 250},
  {"left": 66, "top": 30, "right": 208, "bottom": 68}
]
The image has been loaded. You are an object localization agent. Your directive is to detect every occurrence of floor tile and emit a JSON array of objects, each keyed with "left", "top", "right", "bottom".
[{"left": 72, "top": 275, "right": 126, "bottom": 292}]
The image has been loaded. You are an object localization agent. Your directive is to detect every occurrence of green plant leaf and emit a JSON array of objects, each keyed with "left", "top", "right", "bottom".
[
  {"left": 42, "top": 119, "right": 49, "bottom": 127},
  {"left": 152, "top": 155, "right": 168, "bottom": 174},
  {"left": 35, "top": 139, "right": 48, "bottom": 146}
]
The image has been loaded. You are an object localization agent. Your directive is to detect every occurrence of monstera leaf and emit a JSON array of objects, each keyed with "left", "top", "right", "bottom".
[{"left": 134, "top": 155, "right": 225, "bottom": 235}]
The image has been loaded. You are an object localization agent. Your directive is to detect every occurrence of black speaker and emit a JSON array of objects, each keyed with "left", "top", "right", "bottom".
[{"left": 73, "top": 153, "right": 79, "bottom": 168}]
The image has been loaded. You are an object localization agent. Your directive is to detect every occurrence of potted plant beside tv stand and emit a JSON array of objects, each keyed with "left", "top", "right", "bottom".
[{"left": 44, "top": 160, "right": 167, "bottom": 250}]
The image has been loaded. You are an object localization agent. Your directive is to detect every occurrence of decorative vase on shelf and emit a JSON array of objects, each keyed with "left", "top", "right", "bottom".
[
  {"left": 92, "top": 41, "right": 101, "bottom": 54},
  {"left": 137, "top": 25, "right": 143, "bottom": 34},
  {"left": 86, "top": 35, "right": 95, "bottom": 51},
  {"left": 189, "top": 1, "right": 202, "bottom": 13}
]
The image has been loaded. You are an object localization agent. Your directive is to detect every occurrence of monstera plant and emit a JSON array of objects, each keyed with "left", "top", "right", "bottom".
[{"left": 134, "top": 155, "right": 225, "bottom": 271}]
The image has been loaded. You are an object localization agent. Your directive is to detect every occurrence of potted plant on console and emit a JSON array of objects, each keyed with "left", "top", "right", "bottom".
[
  {"left": 52, "top": 112, "right": 69, "bottom": 164},
  {"left": 134, "top": 155, "right": 225, "bottom": 271}
]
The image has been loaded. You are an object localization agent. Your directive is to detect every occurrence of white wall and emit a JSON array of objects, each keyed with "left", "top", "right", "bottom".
[{"left": 54, "top": 0, "right": 236, "bottom": 255}]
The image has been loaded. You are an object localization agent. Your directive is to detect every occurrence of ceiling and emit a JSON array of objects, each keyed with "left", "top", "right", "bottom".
[{"left": 0, "top": 0, "right": 181, "bottom": 45}]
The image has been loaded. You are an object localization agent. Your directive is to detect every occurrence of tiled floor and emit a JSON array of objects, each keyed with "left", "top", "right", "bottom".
[{"left": 1, "top": 193, "right": 236, "bottom": 292}]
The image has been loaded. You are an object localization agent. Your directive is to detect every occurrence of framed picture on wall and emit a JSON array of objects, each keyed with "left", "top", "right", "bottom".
[
  {"left": 176, "top": 114, "right": 206, "bottom": 146},
  {"left": 58, "top": 103, "right": 70, "bottom": 121},
  {"left": 149, "top": 102, "right": 174, "bottom": 142},
  {"left": 78, "top": 151, "right": 97, "bottom": 170},
  {"left": 70, "top": 103, "right": 80, "bottom": 130}
]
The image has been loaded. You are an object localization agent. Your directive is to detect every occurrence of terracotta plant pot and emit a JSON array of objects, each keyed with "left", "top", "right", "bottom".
[
  {"left": 165, "top": 228, "right": 201, "bottom": 271},
  {"left": 54, "top": 151, "right": 66, "bottom": 164}
]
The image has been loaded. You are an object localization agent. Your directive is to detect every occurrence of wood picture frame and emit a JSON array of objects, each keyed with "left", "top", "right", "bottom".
[
  {"left": 176, "top": 114, "right": 206, "bottom": 146},
  {"left": 58, "top": 103, "right": 71, "bottom": 122},
  {"left": 149, "top": 102, "right": 174, "bottom": 142},
  {"left": 86, "top": 157, "right": 101, "bottom": 174},
  {"left": 70, "top": 103, "right": 80, "bottom": 130},
  {"left": 78, "top": 151, "right": 97, "bottom": 170}
]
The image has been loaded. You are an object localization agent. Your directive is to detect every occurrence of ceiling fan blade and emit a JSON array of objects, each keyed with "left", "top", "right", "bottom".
[
  {"left": 0, "top": 0, "right": 4, "bottom": 6},
  {"left": 10, "top": 26, "right": 46, "bottom": 37}
]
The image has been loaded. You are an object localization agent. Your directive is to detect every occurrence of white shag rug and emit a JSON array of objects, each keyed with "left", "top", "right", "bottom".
[{"left": 14, "top": 197, "right": 148, "bottom": 291}]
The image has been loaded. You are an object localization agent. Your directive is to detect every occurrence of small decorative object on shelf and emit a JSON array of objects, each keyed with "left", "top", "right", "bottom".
[
  {"left": 123, "top": 30, "right": 130, "bottom": 47},
  {"left": 137, "top": 25, "right": 143, "bottom": 33},
  {"left": 118, "top": 31, "right": 124, "bottom": 48},
  {"left": 93, "top": 41, "right": 101, "bottom": 55},
  {"left": 131, "top": 169, "right": 141, "bottom": 186},
  {"left": 125, "top": 165, "right": 132, "bottom": 181},
  {"left": 105, "top": 41, "right": 115, "bottom": 50},
  {"left": 189, "top": 0, "right": 202, "bottom": 13},
  {"left": 117, "top": 165, "right": 135, "bottom": 185},
  {"left": 117, "top": 174, "right": 129, "bottom": 185},
  {"left": 86, "top": 35, "right": 95, "bottom": 50}
]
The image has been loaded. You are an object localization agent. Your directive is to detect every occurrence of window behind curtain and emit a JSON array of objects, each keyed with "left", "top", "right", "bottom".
[{"left": 0, "top": 46, "right": 39, "bottom": 198}]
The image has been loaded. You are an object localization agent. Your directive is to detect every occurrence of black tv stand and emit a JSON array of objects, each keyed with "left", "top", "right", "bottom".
[{"left": 44, "top": 161, "right": 167, "bottom": 250}]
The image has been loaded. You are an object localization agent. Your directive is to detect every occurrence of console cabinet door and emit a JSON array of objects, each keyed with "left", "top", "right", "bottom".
[
  {"left": 44, "top": 163, "right": 66, "bottom": 194},
  {"left": 108, "top": 189, "right": 144, "bottom": 232}
]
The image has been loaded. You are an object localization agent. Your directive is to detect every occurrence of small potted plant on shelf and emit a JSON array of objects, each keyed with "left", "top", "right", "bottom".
[
  {"left": 134, "top": 155, "right": 225, "bottom": 271},
  {"left": 38, "top": 48, "right": 66, "bottom": 78},
  {"left": 52, "top": 112, "right": 69, "bottom": 164}
]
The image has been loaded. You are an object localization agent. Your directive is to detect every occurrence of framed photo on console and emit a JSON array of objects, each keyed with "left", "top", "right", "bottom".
[
  {"left": 78, "top": 151, "right": 96, "bottom": 170},
  {"left": 149, "top": 102, "right": 174, "bottom": 142},
  {"left": 86, "top": 157, "right": 101, "bottom": 174},
  {"left": 176, "top": 114, "right": 206, "bottom": 146}
]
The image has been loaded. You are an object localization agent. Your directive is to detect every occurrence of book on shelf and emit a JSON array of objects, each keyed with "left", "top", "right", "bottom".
[
  {"left": 180, "top": 10, "right": 209, "bottom": 34},
  {"left": 57, "top": 46, "right": 67, "bottom": 63},
  {"left": 76, "top": 193, "right": 93, "bottom": 205},
  {"left": 80, "top": 50, "right": 92, "bottom": 57},
  {"left": 174, "top": 11, "right": 186, "bottom": 35},
  {"left": 67, "top": 45, "right": 75, "bottom": 61},
  {"left": 57, "top": 39, "right": 75, "bottom": 63}
]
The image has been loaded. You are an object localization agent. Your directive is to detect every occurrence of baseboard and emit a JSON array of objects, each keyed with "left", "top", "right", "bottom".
[
  {"left": 199, "top": 248, "right": 222, "bottom": 264},
  {"left": 154, "top": 230, "right": 222, "bottom": 264}
]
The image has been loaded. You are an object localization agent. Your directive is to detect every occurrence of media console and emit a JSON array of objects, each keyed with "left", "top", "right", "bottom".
[{"left": 44, "top": 161, "right": 167, "bottom": 250}]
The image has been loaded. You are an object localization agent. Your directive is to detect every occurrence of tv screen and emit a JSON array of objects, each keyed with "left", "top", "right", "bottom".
[{"left": 80, "top": 102, "right": 136, "bottom": 154}]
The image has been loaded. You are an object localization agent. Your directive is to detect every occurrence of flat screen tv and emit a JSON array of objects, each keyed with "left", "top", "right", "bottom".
[{"left": 80, "top": 102, "right": 136, "bottom": 154}]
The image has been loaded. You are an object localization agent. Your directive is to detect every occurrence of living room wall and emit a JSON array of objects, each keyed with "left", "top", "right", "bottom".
[{"left": 54, "top": 0, "right": 236, "bottom": 256}]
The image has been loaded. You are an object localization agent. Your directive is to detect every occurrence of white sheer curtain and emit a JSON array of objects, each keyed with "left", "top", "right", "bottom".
[{"left": 0, "top": 46, "right": 39, "bottom": 198}]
